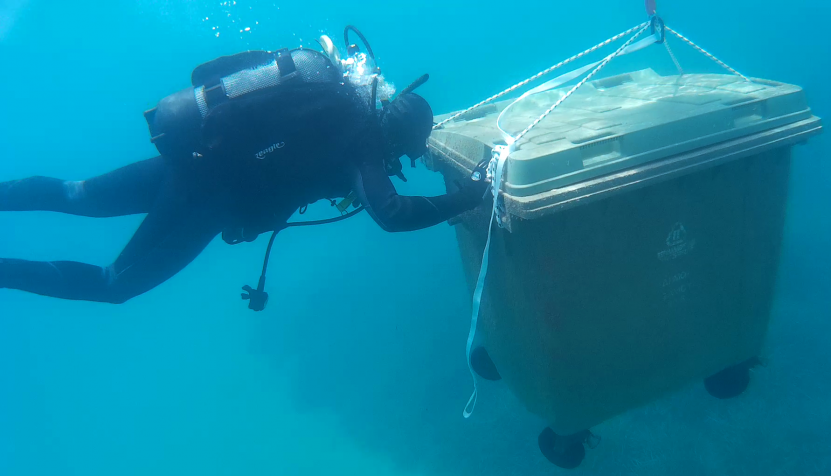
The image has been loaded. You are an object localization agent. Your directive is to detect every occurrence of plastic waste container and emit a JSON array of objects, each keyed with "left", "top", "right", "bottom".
[{"left": 424, "top": 68, "right": 822, "bottom": 467}]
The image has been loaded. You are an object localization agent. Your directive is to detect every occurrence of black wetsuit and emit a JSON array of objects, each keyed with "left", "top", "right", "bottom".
[{"left": 0, "top": 81, "right": 481, "bottom": 304}]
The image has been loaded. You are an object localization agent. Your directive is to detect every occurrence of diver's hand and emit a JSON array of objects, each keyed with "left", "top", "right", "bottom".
[{"left": 456, "top": 158, "right": 492, "bottom": 209}]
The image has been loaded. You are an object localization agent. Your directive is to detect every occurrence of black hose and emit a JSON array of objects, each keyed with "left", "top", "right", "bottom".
[
  {"left": 344, "top": 25, "right": 375, "bottom": 59},
  {"left": 260, "top": 230, "right": 280, "bottom": 278},
  {"left": 285, "top": 205, "right": 365, "bottom": 228},
  {"left": 258, "top": 206, "right": 366, "bottom": 279},
  {"left": 371, "top": 76, "right": 378, "bottom": 109}
]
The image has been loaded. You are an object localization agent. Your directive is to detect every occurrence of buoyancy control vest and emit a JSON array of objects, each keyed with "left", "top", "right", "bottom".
[{"left": 143, "top": 47, "right": 343, "bottom": 159}]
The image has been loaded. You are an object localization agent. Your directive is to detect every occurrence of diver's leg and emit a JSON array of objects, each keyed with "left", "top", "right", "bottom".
[
  {"left": 0, "top": 177, "right": 223, "bottom": 303},
  {"left": 0, "top": 156, "right": 167, "bottom": 216},
  {"left": 0, "top": 213, "right": 220, "bottom": 303}
]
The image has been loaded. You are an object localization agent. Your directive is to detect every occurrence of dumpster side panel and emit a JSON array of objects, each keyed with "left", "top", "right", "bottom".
[
  {"left": 449, "top": 147, "right": 791, "bottom": 435},
  {"left": 739, "top": 149, "right": 791, "bottom": 353}
]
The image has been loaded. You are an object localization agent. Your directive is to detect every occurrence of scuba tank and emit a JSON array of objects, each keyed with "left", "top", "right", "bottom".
[
  {"left": 143, "top": 25, "right": 392, "bottom": 160},
  {"left": 143, "top": 48, "right": 341, "bottom": 159}
]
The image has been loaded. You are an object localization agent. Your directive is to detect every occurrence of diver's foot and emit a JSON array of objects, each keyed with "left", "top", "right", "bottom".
[
  {"left": 704, "top": 357, "right": 760, "bottom": 399},
  {"left": 538, "top": 428, "right": 594, "bottom": 469},
  {"left": 470, "top": 346, "right": 501, "bottom": 381}
]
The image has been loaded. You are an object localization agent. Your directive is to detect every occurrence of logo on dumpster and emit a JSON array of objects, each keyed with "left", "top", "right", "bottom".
[
  {"left": 658, "top": 222, "right": 696, "bottom": 261},
  {"left": 666, "top": 223, "right": 687, "bottom": 247}
]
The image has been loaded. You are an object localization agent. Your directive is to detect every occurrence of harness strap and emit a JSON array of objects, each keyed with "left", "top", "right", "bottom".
[
  {"left": 203, "top": 82, "right": 227, "bottom": 110},
  {"left": 275, "top": 48, "right": 299, "bottom": 83}
]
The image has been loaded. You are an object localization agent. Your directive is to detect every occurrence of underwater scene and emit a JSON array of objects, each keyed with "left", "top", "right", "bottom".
[{"left": 1, "top": 0, "right": 829, "bottom": 475}]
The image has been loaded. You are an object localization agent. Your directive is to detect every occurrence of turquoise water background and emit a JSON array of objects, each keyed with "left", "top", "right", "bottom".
[{"left": 1, "top": 1, "right": 829, "bottom": 475}]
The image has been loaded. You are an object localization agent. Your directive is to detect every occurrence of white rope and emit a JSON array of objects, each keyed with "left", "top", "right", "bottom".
[
  {"left": 664, "top": 39, "right": 684, "bottom": 75},
  {"left": 432, "top": 22, "right": 650, "bottom": 130},
  {"left": 512, "top": 23, "right": 651, "bottom": 145},
  {"left": 665, "top": 25, "right": 749, "bottom": 82},
  {"left": 496, "top": 31, "right": 660, "bottom": 141}
]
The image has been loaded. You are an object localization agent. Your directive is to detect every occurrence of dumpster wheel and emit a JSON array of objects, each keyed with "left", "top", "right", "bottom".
[
  {"left": 538, "top": 427, "right": 599, "bottom": 469},
  {"left": 704, "top": 357, "right": 761, "bottom": 399}
]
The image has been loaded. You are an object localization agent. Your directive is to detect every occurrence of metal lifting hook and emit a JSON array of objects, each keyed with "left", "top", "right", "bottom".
[
  {"left": 650, "top": 15, "right": 666, "bottom": 44},
  {"left": 646, "top": 1, "right": 665, "bottom": 44}
]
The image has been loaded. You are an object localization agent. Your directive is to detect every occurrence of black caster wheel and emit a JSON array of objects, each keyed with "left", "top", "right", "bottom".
[
  {"left": 538, "top": 427, "right": 596, "bottom": 469},
  {"left": 470, "top": 346, "right": 501, "bottom": 381},
  {"left": 704, "top": 357, "right": 760, "bottom": 399}
]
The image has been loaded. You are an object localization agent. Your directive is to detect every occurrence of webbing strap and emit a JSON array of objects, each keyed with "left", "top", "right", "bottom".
[{"left": 463, "top": 144, "right": 510, "bottom": 418}]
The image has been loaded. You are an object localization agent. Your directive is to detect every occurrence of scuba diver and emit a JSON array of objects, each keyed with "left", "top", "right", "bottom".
[{"left": 0, "top": 27, "right": 490, "bottom": 311}]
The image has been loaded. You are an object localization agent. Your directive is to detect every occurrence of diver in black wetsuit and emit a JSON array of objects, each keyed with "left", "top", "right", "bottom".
[{"left": 0, "top": 35, "right": 490, "bottom": 309}]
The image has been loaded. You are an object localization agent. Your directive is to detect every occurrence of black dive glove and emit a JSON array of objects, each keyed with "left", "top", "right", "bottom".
[{"left": 456, "top": 158, "right": 492, "bottom": 209}]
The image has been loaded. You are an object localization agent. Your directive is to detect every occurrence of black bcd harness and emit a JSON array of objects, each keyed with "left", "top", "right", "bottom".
[
  {"left": 143, "top": 45, "right": 366, "bottom": 312},
  {"left": 142, "top": 26, "right": 429, "bottom": 312}
]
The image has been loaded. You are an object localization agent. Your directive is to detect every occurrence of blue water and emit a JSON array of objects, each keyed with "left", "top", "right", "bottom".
[{"left": 1, "top": 1, "right": 828, "bottom": 475}]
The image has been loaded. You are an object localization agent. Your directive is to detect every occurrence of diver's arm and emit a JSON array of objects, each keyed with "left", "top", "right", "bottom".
[{"left": 352, "top": 158, "right": 488, "bottom": 233}]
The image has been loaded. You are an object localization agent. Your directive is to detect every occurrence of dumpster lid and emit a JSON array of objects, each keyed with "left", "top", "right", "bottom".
[{"left": 427, "top": 69, "right": 822, "bottom": 223}]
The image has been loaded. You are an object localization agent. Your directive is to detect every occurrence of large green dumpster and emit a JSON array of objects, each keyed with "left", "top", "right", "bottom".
[{"left": 425, "top": 69, "right": 822, "bottom": 439}]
